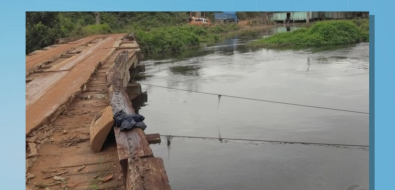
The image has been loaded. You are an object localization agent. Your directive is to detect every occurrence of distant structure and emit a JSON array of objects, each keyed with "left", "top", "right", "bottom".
[
  {"left": 271, "top": 12, "right": 369, "bottom": 23},
  {"left": 214, "top": 12, "right": 238, "bottom": 23},
  {"left": 95, "top": 12, "right": 100, "bottom": 24}
]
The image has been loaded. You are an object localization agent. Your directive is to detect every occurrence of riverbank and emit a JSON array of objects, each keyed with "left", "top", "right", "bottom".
[
  {"left": 248, "top": 19, "right": 369, "bottom": 48},
  {"left": 135, "top": 22, "right": 310, "bottom": 56},
  {"left": 26, "top": 12, "right": 272, "bottom": 54}
]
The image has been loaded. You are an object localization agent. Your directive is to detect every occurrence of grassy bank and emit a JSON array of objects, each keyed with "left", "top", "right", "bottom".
[
  {"left": 248, "top": 19, "right": 369, "bottom": 48},
  {"left": 26, "top": 12, "right": 276, "bottom": 55},
  {"left": 27, "top": 12, "right": 268, "bottom": 54},
  {"left": 134, "top": 24, "right": 242, "bottom": 55}
]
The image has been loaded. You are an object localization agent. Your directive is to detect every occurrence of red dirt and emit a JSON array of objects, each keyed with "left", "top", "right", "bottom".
[
  {"left": 26, "top": 34, "right": 124, "bottom": 135},
  {"left": 26, "top": 35, "right": 129, "bottom": 190}
]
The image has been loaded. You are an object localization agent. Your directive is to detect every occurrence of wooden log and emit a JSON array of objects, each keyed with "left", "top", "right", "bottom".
[
  {"left": 119, "top": 42, "right": 139, "bottom": 49},
  {"left": 126, "top": 83, "right": 142, "bottom": 97},
  {"left": 108, "top": 85, "right": 153, "bottom": 165},
  {"left": 128, "top": 157, "right": 171, "bottom": 190},
  {"left": 123, "top": 70, "right": 131, "bottom": 88},
  {"left": 145, "top": 134, "right": 161, "bottom": 144},
  {"left": 90, "top": 106, "right": 114, "bottom": 152},
  {"left": 107, "top": 50, "right": 170, "bottom": 189},
  {"left": 127, "top": 53, "right": 139, "bottom": 71}
]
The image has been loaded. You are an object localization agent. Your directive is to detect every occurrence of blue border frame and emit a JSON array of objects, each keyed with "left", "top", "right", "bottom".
[{"left": 2, "top": 0, "right": 395, "bottom": 189}]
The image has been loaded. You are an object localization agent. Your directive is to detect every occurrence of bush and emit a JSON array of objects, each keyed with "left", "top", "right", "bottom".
[
  {"left": 26, "top": 22, "right": 64, "bottom": 54},
  {"left": 26, "top": 12, "right": 252, "bottom": 55},
  {"left": 135, "top": 26, "right": 200, "bottom": 55},
  {"left": 82, "top": 24, "right": 112, "bottom": 35},
  {"left": 135, "top": 23, "right": 244, "bottom": 55},
  {"left": 208, "top": 23, "right": 239, "bottom": 33},
  {"left": 249, "top": 20, "right": 369, "bottom": 48}
]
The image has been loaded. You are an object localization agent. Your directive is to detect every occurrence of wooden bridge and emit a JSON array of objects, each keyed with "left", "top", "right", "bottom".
[{"left": 26, "top": 34, "right": 170, "bottom": 190}]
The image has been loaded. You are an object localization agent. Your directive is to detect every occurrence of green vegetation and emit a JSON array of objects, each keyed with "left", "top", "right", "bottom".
[
  {"left": 26, "top": 12, "right": 192, "bottom": 54},
  {"left": 26, "top": 12, "right": 260, "bottom": 55},
  {"left": 135, "top": 26, "right": 200, "bottom": 54},
  {"left": 27, "top": 12, "right": 368, "bottom": 56},
  {"left": 249, "top": 19, "right": 369, "bottom": 48},
  {"left": 134, "top": 23, "right": 241, "bottom": 55},
  {"left": 26, "top": 12, "right": 65, "bottom": 54}
]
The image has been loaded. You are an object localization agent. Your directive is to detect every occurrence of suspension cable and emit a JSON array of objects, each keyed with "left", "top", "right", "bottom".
[
  {"left": 140, "top": 83, "right": 369, "bottom": 115},
  {"left": 161, "top": 134, "right": 369, "bottom": 148}
]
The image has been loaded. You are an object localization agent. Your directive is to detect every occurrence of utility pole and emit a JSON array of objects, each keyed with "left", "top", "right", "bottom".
[
  {"left": 95, "top": 12, "right": 100, "bottom": 25},
  {"left": 306, "top": 12, "right": 310, "bottom": 24}
]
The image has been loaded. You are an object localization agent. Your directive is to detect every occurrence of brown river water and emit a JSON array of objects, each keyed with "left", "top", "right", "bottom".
[{"left": 135, "top": 27, "right": 369, "bottom": 190}]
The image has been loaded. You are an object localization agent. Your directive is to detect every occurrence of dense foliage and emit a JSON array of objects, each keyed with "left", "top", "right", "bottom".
[
  {"left": 26, "top": 12, "right": 194, "bottom": 54},
  {"left": 134, "top": 24, "right": 240, "bottom": 55},
  {"left": 249, "top": 20, "right": 369, "bottom": 48},
  {"left": 26, "top": 12, "right": 65, "bottom": 54},
  {"left": 26, "top": 12, "right": 246, "bottom": 55},
  {"left": 26, "top": 12, "right": 368, "bottom": 55}
]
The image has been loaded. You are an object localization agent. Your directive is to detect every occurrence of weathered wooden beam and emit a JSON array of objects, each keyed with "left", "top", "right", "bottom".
[
  {"left": 108, "top": 85, "right": 153, "bottom": 180},
  {"left": 107, "top": 50, "right": 170, "bottom": 189},
  {"left": 89, "top": 106, "right": 114, "bottom": 152},
  {"left": 127, "top": 157, "right": 171, "bottom": 190},
  {"left": 129, "top": 64, "right": 145, "bottom": 78},
  {"left": 145, "top": 134, "right": 161, "bottom": 144},
  {"left": 126, "top": 83, "right": 142, "bottom": 97}
]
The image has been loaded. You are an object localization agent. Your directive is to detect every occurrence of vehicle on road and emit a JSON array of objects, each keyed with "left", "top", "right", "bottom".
[{"left": 188, "top": 12, "right": 211, "bottom": 26}]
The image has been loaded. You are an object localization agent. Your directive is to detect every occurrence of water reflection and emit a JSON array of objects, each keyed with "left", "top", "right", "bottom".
[
  {"left": 138, "top": 27, "right": 369, "bottom": 190},
  {"left": 169, "top": 65, "right": 201, "bottom": 76}
]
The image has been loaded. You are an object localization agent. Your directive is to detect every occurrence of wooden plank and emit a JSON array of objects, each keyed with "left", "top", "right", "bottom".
[
  {"left": 126, "top": 52, "right": 138, "bottom": 72},
  {"left": 107, "top": 50, "right": 170, "bottom": 189},
  {"left": 126, "top": 83, "right": 142, "bottom": 96},
  {"left": 45, "top": 37, "right": 113, "bottom": 72},
  {"left": 145, "top": 134, "right": 161, "bottom": 144},
  {"left": 123, "top": 70, "right": 131, "bottom": 88},
  {"left": 26, "top": 35, "right": 121, "bottom": 134},
  {"left": 119, "top": 41, "right": 139, "bottom": 49},
  {"left": 108, "top": 86, "right": 153, "bottom": 160},
  {"left": 90, "top": 106, "right": 114, "bottom": 152},
  {"left": 128, "top": 157, "right": 171, "bottom": 190},
  {"left": 26, "top": 35, "right": 99, "bottom": 76}
]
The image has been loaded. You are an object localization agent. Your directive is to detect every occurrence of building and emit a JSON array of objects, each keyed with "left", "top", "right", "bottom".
[
  {"left": 272, "top": 12, "right": 369, "bottom": 23},
  {"left": 272, "top": 12, "right": 313, "bottom": 23}
]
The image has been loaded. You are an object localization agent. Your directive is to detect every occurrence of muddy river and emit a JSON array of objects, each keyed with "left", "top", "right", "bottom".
[{"left": 136, "top": 27, "right": 369, "bottom": 190}]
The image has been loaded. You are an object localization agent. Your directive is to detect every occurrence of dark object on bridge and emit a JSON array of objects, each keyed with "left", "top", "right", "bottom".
[
  {"left": 113, "top": 110, "right": 147, "bottom": 131},
  {"left": 125, "top": 33, "right": 135, "bottom": 41}
]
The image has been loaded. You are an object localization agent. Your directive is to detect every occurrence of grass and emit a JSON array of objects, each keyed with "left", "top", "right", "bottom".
[
  {"left": 248, "top": 19, "right": 369, "bottom": 48},
  {"left": 134, "top": 24, "right": 241, "bottom": 55}
]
